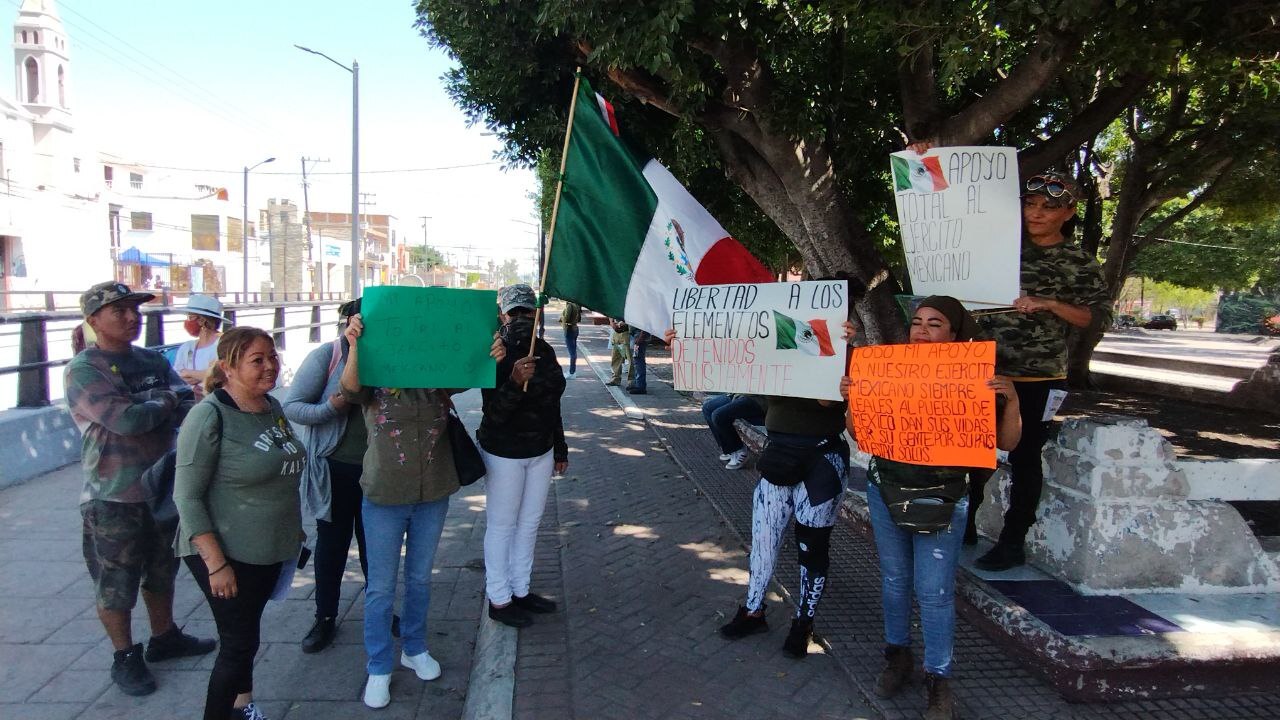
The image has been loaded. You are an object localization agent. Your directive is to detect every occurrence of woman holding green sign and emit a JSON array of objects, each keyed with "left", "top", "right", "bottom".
[{"left": 339, "top": 311, "right": 506, "bottom": 710}]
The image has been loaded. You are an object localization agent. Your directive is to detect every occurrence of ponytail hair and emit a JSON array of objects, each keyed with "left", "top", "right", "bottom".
[{"left": 204, "top": 326, "right": 273, "bottom": 395}]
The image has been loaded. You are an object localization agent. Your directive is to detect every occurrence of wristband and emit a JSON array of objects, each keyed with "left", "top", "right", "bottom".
[{"left": 207, "top": 562, "right": 229, "bottom": 576}]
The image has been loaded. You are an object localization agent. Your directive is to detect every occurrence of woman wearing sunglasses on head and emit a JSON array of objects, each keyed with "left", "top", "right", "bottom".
[{"left": 966, "top": 169, "right": 1112, "bottom": 571}]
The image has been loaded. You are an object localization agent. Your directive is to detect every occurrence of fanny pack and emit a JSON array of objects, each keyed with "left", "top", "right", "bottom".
[
  {"left": 869, "top": 457, "right": 969, "bottom": 534},
  {"left": 757, "top": 436, "right": 836, "bottom": 487}
]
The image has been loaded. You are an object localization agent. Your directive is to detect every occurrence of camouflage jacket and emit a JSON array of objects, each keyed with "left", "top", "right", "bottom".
[
  {"left": 478, "top": 318, "right": 568, "bottom": 462},
  {"left": 65, "top": 345, "right": 195, "bottom": 504},
  {"left": 979, "top": 238, "right": 1112, "bottom": 378}
]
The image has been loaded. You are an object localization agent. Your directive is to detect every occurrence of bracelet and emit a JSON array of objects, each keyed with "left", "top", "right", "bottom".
[{"left": 207, "top": 562, "right": 229, "bottom": 576}]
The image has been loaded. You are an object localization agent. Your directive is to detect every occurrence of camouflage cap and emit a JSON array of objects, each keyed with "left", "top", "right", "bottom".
[
  {"left": 498, "top": 283, "right": 537, "bottom": 314},
  {"left": 80, "top": 281, "right": 155, "bottom": 317}
]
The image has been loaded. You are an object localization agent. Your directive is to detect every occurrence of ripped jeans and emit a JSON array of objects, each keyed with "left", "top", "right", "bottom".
[{"left": 866, "top": 483, "right": 968, "bottom": 677}]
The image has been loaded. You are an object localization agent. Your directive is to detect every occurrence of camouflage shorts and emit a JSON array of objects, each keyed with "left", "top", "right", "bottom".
[{"left": 81, "top": 500, "right": 179, "bottom": 611}]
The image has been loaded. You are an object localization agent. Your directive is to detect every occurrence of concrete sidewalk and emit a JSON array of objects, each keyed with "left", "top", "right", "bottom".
[{"left": 0, "top": 392, "right": 491, "bottom": 720}]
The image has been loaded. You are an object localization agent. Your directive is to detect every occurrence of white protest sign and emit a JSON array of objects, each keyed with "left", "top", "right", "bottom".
[
  {"left": 670, "top": 280, "right": 847, "bottom": 401},
  {"left": 890, "top": 146, "right": 1021, "bottom": 307}
]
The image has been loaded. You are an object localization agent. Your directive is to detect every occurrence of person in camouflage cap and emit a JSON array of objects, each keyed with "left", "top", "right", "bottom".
[
  {"left": 65, "top": 281, "right": 214, "bottom": 696},
  {"left": 972, "top": 172, "right": 1112, "bottom": 572}
]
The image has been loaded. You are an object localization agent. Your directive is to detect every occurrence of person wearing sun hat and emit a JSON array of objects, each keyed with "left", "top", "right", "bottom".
[
  {"left": 65, "top": 281, "right": 214, "bottom": 698},
  {"left": 971, "top": 169, "right": 1112, "bottom": 571},
  {"left": 173, "top": 294, "right": 229, "bottom": 398}
]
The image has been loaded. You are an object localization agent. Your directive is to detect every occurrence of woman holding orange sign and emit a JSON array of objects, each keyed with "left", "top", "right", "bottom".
[{"left": 839, "top": 296, "right": 1021, "bottom": 720}]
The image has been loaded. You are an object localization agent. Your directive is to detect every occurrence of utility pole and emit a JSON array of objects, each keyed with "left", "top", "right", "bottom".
[
  {"left": 301, "top": 156, "right": 329, "bottom": 294},
  {"left": 359, "top": 192, "right": 377, "bottom": 285}
]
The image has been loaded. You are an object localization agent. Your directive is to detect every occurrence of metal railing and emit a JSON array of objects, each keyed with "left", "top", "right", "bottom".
[{"left": 0, "top": 291, "right": 347, "bottom": 408}]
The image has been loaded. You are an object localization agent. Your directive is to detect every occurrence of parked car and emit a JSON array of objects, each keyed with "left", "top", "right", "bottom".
[
  {"left": 1143, "top": 314, "right": 1178, "bottom": 330},
  {"left": 1114, "top": 314, "right": 1138, "bottom": 329}
]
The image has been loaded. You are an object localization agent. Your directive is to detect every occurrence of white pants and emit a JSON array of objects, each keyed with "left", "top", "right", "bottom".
[{"left": 482, "top": 448, "right": 555, "bottom": 605}]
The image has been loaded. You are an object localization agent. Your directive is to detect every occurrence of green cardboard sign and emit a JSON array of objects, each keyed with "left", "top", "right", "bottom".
[{"left": 357, "top": 286, "right": 499, "bottom": 389}]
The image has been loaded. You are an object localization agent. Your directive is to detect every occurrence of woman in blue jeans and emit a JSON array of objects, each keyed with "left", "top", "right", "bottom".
[
  {"left": 340, "top": 312, "right": 506, "bottom": 709},
  {"left": 840, "top": 297, "right": 1021, "bottom": 720}
]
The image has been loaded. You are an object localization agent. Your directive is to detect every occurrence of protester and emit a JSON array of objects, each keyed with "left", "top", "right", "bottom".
[
  {"left": 841, "top": 297, "right": 1022, "bottom": 720},
  {"left": 701, "top": 394, "right": 767, "bottom": 470},
  {"left": 65, "top": 281, "right": 213, "bottom": 698},
  {"left": 172, "top": 294, "right": 227, "bottom": 399},
  {"left": 173, "top": 327, "right": 304, "bottom": 720},
  {"left": 341, "top": 311, "right": 506, "bottom": 709},
  {"left": 971, "top": 170, "right": 1111, "bottom": 572},
  {"left": 560, "top": 300, "right": 582, "bottom": 378},
  {"left": 627, "top": 328, "right": 651, "bottom": 394},
  {"left": 479, "top": 284, "right": 569, "bottom": 628},
  {"left": 606, "top": 317, "right": 632, "bottom": 388},
  {"left": 283, "top": 299, "right": 369, "bottom": 653}
]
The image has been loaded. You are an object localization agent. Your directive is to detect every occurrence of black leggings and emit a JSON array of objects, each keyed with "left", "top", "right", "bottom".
[
  {"left": 186, "top": 555, "right": 280, "bottom": 720},
  {"left": 969, "top": 379, "right": 1064, "bottom": 546},
  {"left": 313, "top": 459, "right": 367, "bottom": 619}
]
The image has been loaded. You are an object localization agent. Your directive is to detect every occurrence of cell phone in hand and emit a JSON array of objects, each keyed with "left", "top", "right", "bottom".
[{"left": 297, "top": 546, "right": 312, "bottom": 570}]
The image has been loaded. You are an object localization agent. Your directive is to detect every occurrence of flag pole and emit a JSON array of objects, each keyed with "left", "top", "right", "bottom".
[{"left": 525, "top": 67, "right": 584, "bottom": 389}]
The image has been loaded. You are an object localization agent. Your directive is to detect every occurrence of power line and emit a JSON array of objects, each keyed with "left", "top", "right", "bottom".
[
  {"left": 119, "top": 161, "right": 502, "bottom": 176},
  {"left": 1133, "top": 234, "right": 1247, "bottom": 251}
]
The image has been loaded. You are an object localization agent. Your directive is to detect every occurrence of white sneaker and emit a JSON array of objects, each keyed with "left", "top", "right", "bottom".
[
  {"left": 401, "top": 650, "right": 442, "bottom": 681},
  {"left": 564, "top": 370, "right": 576, "bottom": 379},
  {"left": 718, "top": 452, "right": 733, "bottom": 461},
  {"left": 363, "top": 673, "right": 391, "bottom": 709},
  {"left": 725, "top": 449, "right": 748, "bottom": 470}
]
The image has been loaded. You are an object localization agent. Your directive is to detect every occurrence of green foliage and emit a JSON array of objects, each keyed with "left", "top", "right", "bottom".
[
  {"left": 1132, "top": 210, "right": 1280, "bottom": 292},
  {"left": 407, "top": 244, "right": 446, "bottom": 270},
  {"left": 1217, "top": 293, "right": 1280, "bottom": 335}
]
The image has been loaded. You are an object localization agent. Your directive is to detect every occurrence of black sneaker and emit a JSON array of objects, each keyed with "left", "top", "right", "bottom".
[
  {"left": 974, "top": 543, "right": 1026, "bottom": 572},
  {"left": 512, "top": 592, "right": 557, "bottom": 614},
  {"left": 627, "top": 387, "right": 647, "bottom": 395},
  {"left": 301, "top": 617, "right": 336, "bottom": 654},
  {"left": 719, "top": 605, "right": 768, "bottom": 639},
  {"left": 488, "top": 602, "right": 534, "bottom": 628},
  {"left": 111, "top": 643, "right": 157, "bottom": 696},
  {"left": 144, "top": 626, "right": 216, "bottom": 662},
  {"left": 782, "top": 617, "right": 813, "bottom": 658}
]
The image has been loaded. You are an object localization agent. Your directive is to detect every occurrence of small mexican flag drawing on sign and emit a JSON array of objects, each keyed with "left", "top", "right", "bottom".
[
  {"left": 891, "top": 155, "right": 948, "bottom": 193},
  {"left": 774, "top": 311, "right": 836, "bottom": 357}
]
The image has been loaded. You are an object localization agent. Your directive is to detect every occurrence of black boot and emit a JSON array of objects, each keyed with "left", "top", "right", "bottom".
[
  {"left": 974, "top": 541, "right": 1025, "bottom": 571},
  {"left": 924, "top": 673, "right": 956, "bottom": 720},
  {"left": 301, "top": 617, "right": 336, "bottom": 654},
  {"left": 781, "top": 617, "right": 813, "bottom": 658},
  {"left": 874, "top": 644, "right": 913, "bottom": 699},
  {"left": 719, "top": 605, "right": 768, "bottom": 639},
  {"left": 110, "top": 643, "right": 156, "bottom": 696}
]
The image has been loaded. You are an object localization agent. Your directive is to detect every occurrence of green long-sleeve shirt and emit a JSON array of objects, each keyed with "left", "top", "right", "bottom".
[
  {"left": 341, "top": 386, "right": 459, "bottom": 506},
  {"left": 173, "top": 392, "right": 304, "bottom": 564}
]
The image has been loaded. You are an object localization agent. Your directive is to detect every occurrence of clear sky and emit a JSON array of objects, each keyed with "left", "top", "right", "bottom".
[{"left": 2, "top": 0, "right": 540, "bottom": 273}]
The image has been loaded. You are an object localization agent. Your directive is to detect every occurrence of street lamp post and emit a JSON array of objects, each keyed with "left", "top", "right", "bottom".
[
  {"left": 295, "top": 45, "right": 360, "bottom": 297},
  {"left": 242, "top": 157, "right": 276, "bottom": 298}
]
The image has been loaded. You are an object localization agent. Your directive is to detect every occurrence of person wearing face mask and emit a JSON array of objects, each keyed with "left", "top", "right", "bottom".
[
  {"left": 173, "top": 295, "right": 227, "bottom": 399},
  {"left": 840, "top": 297, "right": 1021, "bottom": 720},
  {"left": 478, "top": 285, "right": 569, "bottom": 628}
]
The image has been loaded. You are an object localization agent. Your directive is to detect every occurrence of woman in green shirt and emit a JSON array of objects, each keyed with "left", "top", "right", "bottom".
[{"left": 173, "top": 327, "right": 305, "bottom": 720}]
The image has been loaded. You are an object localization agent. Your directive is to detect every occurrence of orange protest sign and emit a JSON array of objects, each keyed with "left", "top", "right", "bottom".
[{"left": 846, "top": 341, "right": 997, "bottom": 469}]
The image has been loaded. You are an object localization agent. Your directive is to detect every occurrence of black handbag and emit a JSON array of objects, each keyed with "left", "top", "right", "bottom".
[
  {"left": 756, "top": 437, "right": 833, "bottom": 487},
  {"left": 445, "top": 402, "right": 486, "bottom": 486}
]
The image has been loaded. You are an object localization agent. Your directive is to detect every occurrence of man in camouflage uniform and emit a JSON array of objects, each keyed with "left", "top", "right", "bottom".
[
  {"left": 66, "top": 281, "right": 214, "bottom": 696},
  {"left": 973, "top": 172, "right": 1112, "bottom": 571}
]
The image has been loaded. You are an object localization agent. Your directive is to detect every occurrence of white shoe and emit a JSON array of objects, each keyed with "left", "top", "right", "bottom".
[
  {"left": 564, "top": 370, "right": 576, "bottom": 379},
  {"left": 725, "top": 449, "right": 748, "bottom": 470},
  {"left": 401, "top": 650, "right": 441, "bottom": 681},
  {"left": 363, "top": 673, "right": 391, "bottom": 709},
  {"left": 718, "top": 452, "right": 732, "bottom": 461}
]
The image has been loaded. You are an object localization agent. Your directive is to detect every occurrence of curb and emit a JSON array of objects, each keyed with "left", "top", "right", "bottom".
[
  {"left": 460, "top": 599, "right": 517, "bottom": 720},
  {"left": 581, "top": 342, "right": 646, "bottom": 420}
]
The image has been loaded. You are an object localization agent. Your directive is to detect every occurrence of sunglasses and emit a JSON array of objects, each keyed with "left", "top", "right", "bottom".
[{"left": 1025, "top": 175, "right": 1076, "bottom": 202}]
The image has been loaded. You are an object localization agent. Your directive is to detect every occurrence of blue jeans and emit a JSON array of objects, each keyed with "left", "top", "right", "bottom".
[
  {"left": 629, "top": 332, "right": 649, "bottom": 390},
  {"left": 562, "top": 326, "right": 578, "bottom": 373},
  {"left": 701, "top": 395, "right": 766, "bottom": 453},
  {"left": 361, "top": 496, "right": 450, "bottom": 675},
  {"left": 866, "top": 483, "right": 967, "bottom": 677}
]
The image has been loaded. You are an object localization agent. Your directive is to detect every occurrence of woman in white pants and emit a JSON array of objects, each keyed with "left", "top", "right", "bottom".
[{"left": 479, "top": 284, "right": 569, "bottom": 628}]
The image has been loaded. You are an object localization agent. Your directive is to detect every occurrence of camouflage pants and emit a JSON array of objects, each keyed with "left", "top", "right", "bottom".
[{"left": 81, "top": 500, "right": 179, "bottom": 611}]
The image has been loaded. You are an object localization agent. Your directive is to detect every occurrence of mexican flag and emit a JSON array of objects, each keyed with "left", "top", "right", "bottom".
[
  {"left": 891, "top": 155, "right": 948, "bottom": 193},
  {"left": 774, "top": 311, "right": 836, "bottom": 356},
  {"left": 543, "top": 75, "right": 774, "bottom": 336}
]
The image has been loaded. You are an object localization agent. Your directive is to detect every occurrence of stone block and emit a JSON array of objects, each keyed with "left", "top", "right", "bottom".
[
  {"left": 1053, "top": 415, "right": 1176, "bottom": 466},
  {"left": 1044, "top": 446, "right": 1189, "bottom": 499}
]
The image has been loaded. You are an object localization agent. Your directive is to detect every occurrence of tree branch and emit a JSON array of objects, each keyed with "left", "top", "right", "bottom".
[
  {"left": 937, "top": 31, "right": 1082, "bottom": 145},
  {"left": 1018, "top": 72, "right": 1151, "bottom": 176},
  {"left": 1142, "top": 157, "right": 1235, "bottom": 239},
  {"left": 898, "top": 33, "right": 939, "bottom": 141}
]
